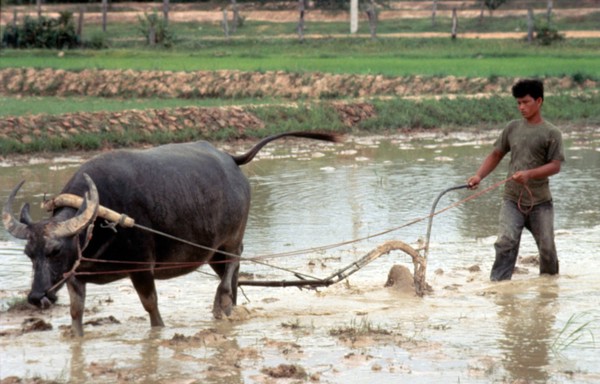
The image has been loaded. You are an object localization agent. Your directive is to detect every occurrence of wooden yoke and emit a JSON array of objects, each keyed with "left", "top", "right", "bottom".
[{"left": 41, "top": 194, "right": 135, "bottom": 228}]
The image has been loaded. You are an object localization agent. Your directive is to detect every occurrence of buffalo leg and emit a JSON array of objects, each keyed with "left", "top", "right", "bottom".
[
  {"left": 66, "top": 278, "right": 86, "bottom": 337},
  {"left": 210, "top": 246, "right": 241, "bottom": 319},
  {"left": 130, "top": 272, "right": 164, "bottom": 327}
]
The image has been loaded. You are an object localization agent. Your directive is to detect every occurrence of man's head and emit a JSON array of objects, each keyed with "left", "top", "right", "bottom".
[
  {"left": 512, "top": 79, "right": 544, "bottom": 101},
  {"left": 512, "top": 79, "right": 544, "bottom": 123}
]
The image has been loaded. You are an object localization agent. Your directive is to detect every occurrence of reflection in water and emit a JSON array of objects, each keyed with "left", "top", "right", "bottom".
[
  {"left": 69, "top": 340, "right": 85, "bottom": 384},
  {"left": 494, "top": 278, "right": 559, "bottom": 383},
  {"left": 66, "top": 326, "right": 246, "bottom": 384},
  {"left": 137, "top": 328, "right": 162, "bottom": 383}
]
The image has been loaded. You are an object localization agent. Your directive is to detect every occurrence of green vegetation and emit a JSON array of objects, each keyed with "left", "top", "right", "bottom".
[
  {"left": 1, "top": 12, "right": 80, "bottom": 49},
  {"left": 551, "top": 312, "right": 597, "bottom": 356},
  {"left": 137, "top": 11, "right": 173, "bottom": 47},
  {"left": 70, "top": 12, "right": 600, "bottom": 40},
  {"left": 329, "top": 317, "right": 393, "bottom": 338},
  {"left": 1, "top": 38, "right": 599, "bottom": 78},
  {"left": 4, "top": 92, "right": 597, "bottom": 155},
  {"left": 0, "top": 96, "right": 280, "bottom": 117},
  {"left": 4, "top": 93, "right": 598, "bottom": 125},
  {"left": 1, "top": 4, "right": 598, "bottom": 155}
]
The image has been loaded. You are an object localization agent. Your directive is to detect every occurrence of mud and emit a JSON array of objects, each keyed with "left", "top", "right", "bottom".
[{"left": 1, "top": 130, "right": 599, "bottom": 383}]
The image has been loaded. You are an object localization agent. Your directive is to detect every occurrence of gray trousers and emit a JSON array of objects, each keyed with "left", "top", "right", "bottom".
[{"left": 491, "top": 199, "right": 559, "bottom": 281}]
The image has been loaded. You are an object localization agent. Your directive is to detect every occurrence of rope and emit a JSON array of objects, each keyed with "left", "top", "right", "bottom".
[{"left": 56, "top": 176, "right": 528, "bottom": 280}]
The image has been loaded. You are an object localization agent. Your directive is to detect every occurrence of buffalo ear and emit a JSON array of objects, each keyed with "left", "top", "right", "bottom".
[
  {"left": 3, "top": 180, "right": 30, "bottom": 240},
  {"left": 20, "top": 203, "right": 33, "bottom": 225},
  {"left": 80, "top": 223, "right": 95, "bottom": 251}
]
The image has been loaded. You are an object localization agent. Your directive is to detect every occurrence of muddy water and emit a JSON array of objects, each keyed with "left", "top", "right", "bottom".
[{"left": 1, "top": 130, "right": 599, "bottom": 383}]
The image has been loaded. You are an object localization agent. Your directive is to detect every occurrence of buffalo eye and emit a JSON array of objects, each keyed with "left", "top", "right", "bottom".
[{"left": 47, "top": 248, "right": 61, "bottom": 260}]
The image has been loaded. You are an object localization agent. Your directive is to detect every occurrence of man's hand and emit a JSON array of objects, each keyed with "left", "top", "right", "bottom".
[
  {"left": 467, "top": 175, "right": 482, "bottom": 190},
  {"left": 512, "top": 170, "right": 531, "bottom": 185}
]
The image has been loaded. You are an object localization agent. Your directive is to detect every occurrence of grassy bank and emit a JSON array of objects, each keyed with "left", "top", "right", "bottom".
[
  {"left": 2, "top": 37, "right": 599, "bottom": 78},
  {"left": 0, "top": 96, "right": 281, "bottom": 117},
  {"left": 1, "top": 8, "right": 598, "bottom": 156},
  {"left": 2, "top": 94, "right": 598, "bottom": 155}
]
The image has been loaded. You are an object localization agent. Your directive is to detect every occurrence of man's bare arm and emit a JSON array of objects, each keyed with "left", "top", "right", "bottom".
[{"left": 467, "top": 149, "right": 505, "bottom": 189}]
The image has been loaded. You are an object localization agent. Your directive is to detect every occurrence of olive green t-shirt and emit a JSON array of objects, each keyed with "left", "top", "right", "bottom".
[{"left": 494, "top": 119, "right": 565, "bottom": 206}]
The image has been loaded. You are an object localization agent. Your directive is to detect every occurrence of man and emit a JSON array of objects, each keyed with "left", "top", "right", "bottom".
[{"left": 467, "top": 79, "right": 565, "bottom": 281}]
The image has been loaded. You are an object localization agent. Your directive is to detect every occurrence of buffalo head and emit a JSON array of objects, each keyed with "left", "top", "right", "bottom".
[{"left": 3, "top": 174, "right": 99, "bottom": 309}]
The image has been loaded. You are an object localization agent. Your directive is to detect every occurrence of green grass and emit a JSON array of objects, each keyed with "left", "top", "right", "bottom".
[
  {"left": 329, "top": 317, "right": 393, "bottom": 338},
  {"left": 5, "top": 94, "right": 599, "bottom": 125},
  {"left": 1, "top": 9, "right": 598, "bottom": 155},
  {"left": 2, "top": 38, "right": 599, "bottom": 78},
  {"left": 3, "top": 93, "right": 598, "bottom": 155},
  {"left": 0, "top": 96, "right": 282, "bottom": 117},
  {"left": 2, "top": 10, "right": 599, "bottom": 78},
  {"left": 551, "top": 312, "right": 597, "bottom": 356}
]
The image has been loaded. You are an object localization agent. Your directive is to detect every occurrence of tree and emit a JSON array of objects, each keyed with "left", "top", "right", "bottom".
[{"left": 484, "top": 0, "right": 508, "bottom": 17}]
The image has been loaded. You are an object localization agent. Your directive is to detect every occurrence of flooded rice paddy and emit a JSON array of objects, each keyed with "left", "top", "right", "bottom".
[{"left": 1, "top": 129, "right": 599, "bottom": 383}]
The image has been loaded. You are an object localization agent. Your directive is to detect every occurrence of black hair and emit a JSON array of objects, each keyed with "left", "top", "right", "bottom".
[{"left": 512, "top": 79, "right": 544, "bottom": 101}]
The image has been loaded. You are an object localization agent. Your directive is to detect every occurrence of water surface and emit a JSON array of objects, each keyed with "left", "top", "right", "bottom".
[{"left": 1, "top": 129, "right": 599, "bottom": 383}]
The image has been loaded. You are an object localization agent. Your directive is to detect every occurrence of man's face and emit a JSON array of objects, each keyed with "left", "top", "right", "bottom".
[{"left": 516, "top": 95, "right": 542, "bottom": 121}]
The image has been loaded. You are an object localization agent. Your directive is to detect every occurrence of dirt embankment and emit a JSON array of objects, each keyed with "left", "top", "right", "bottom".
[
  {"left": 0, "top": 68, "right": 596, "bottom": 145},
  {"left": 3, "top": 68, "right": 595, "bottom": 100}
]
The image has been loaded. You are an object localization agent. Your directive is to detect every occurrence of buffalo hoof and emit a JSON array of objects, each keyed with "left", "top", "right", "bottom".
[
  {"left": 40, "top": 297, "right": 53, "bottom": 309},
  {"left": 213, "top": 294, "right": 233, "bottom": 319}
]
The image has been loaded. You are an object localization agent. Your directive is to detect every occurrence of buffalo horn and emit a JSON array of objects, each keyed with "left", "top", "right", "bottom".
[
  {"left": 42, "top": 194, "right": 135, "bottom": 228},
  {"left": 2, "top": 180, "right": 30, "bottom": 239},
  {"left": 51, "top": 173, "right": 100, "bottom": 238}
]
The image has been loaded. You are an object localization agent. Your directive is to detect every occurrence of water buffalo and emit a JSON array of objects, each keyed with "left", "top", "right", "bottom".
[{"left": 3, "top": 131, "right": 338, "bottom": 336}]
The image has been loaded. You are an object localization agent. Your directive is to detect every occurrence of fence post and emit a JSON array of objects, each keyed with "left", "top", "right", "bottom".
[
  {"left": 231, "top": 0, "right": 239, "bottom": 34},
  {"left": 451, "top": 8, "right": 458, "bottom": 39},
  {"left": 527, "top": 8, "right": 534, "bottom": 43},
  {"left": 431, "top": 0, "right": 437, "bottom": 27},
  {"left": 222, "top": 9, "right": 229, "bottom": 38},
  {"left": 546, "top": 0, "right": 553, "bottom": 25},
  {"left": 77, "top": 6, "right": 85, "bottom": 42},
  {"left": 102, "top": 0, "right": 108, "bottom": 32},
  {"left": 478, "top": 0, "right": 484, "bottom": 25},
  {"left": 297, "top": 0, "right": 305, "bottom": 41},
  {"left": 366, "top": 0, "right": 377, "bottom": 39},
  {"left": 163, "top": 0, "right": 169, "bottom": 26},
  {"left": 350, "top": 0, "right": 358, "bottom": 34},
  {"left": 37, "top": 0, "right": 42, "bottom": 18}
]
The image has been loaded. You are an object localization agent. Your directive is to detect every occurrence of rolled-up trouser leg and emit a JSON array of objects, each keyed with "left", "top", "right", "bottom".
[
  {"left": 491, "top": 200, "right": 525, "bottom": 281},
  {"left": 526, "top": 200, "right": 559, "bottom": 276}
]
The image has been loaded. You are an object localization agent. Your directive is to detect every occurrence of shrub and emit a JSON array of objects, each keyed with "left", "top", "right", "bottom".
[
  {"left": 534, "top": 24, "right": 564, "bottom": 46},
  {"left": 83, "top": 33, "right": 109, "bottom": 50},
  {"left": 137, "top": 11, "right": 174, "bottom": 48},
  {"left": 1, "top": 11, "right": 80, "bottom": 49}
]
